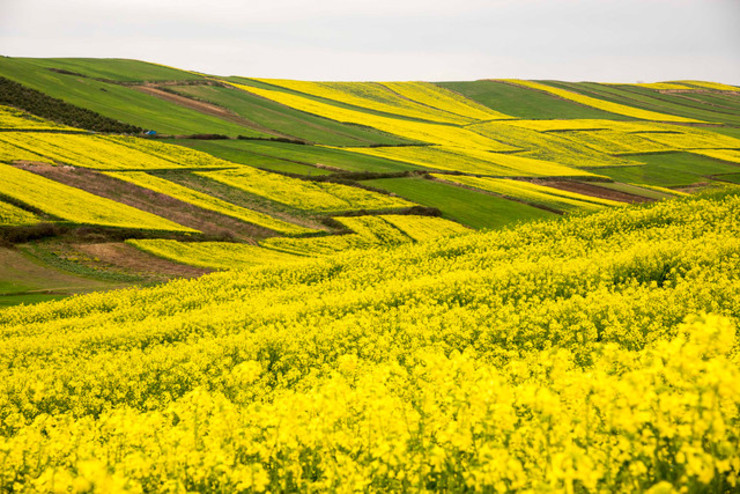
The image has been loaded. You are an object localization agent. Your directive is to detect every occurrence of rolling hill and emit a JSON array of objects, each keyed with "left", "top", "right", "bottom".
[
  {"left": 0, "top": 56, "right": 739, "bottom": 307},
  {"left": 1, "top": 56, "right": 740, "bottom": 491}
]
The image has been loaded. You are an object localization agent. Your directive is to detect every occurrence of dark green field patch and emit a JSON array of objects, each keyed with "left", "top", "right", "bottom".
[
  {"left": 172, "top": 139, "right": 422, "bottom": 174},
  {"left": 436, "top": 80, "right": 627, "bottom": 120},
  {"left": 0, "top": 293, "right": 68, "bottom": 308},
  {"left": 363, "top": 177, "right": 554, "bottom": 229},
  {"left": 595, "top": 152, "right": 740, "bottom": 186}
]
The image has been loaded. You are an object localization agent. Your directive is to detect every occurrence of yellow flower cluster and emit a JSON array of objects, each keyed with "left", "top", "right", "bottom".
[
  {"left": 198, "top": 167, "right": 414, "bottom": 213},
  {"left": 0, "top": 190, "right": 739, "bottom": 491},
  {"left": 0, "top": 163, "right": 194, "bottom": 231},
  {"left": 501, "top": 80, "right": 705, "bottom": 123},
  {"left": 105, "top": 171, "right": 315, "bottom": 235},
  {"left": 0, "top": 199, "right": 41, "bottom": 226}
]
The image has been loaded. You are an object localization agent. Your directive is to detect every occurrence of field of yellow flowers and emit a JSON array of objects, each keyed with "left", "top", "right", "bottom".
[{"left": 1, "top": 188, "right": 739, "bottom": 492}]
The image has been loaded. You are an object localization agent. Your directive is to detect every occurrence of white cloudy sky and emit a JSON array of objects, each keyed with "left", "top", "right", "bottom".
[{"left": 1, "top": 0, "right": 739, "bottom": 83}]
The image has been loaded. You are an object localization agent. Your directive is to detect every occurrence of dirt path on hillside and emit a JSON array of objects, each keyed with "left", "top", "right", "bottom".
[
  {"left": 530, "top": 180, "right": 654, "bottom": 203},
  {"left": 75, "top": 242, "right": 211, "bottom": 279}
]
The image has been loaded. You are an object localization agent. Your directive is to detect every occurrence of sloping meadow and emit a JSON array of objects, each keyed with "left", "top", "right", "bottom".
[{"left": 1, "top": 190, "right": 740, "bottom": 492}]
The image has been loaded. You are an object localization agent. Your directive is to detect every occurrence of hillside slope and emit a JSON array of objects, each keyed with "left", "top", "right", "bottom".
[
  {"left": 1, "top": 190, "right": 739, "bottom": 491},
  {"left": 0, "top": 57, "right": 739, "bottom": 306}
]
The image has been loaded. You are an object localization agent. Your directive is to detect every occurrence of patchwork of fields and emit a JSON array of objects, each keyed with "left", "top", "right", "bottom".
[
  {"left": 0, "top": 57, "right": 739, "bottom": 303},
  {"left": 0, "top": 57, "right": 739, "bottom": 491}
]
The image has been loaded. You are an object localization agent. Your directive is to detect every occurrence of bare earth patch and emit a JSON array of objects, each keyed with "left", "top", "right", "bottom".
[
  {"left": 75, "top": 242, "right": 211, "bottom": 279},
  {"left": 529, "top": 179, "right": 654, "bottom": 204}
]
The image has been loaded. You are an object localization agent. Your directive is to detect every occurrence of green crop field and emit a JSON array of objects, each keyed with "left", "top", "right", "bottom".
[{"left": 364, "top": 177, "right": 555, "bottom": 228}]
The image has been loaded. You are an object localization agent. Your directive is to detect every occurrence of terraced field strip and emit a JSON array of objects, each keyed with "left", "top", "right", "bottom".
[
  {"left": 253, "top": 79, "right": 477, "bottom": 124},
  {"left": 0, "top": 58, "right": 266, "bottom": 136},
  {"left": 435, "top": 175, "right": 621, "bottom": 211},
  {"left": 436, "top": 80, "right": 629, "bottom": 119},
  {"left": 364, "top": 177, "right": 555, "bottom": 229},
  {"left": 594, "top": 152, "right": 740, "bottom": 186},
  {"left": 467, "top": 121, "right": 635, "bottom": 169},
  {"left": 502, "top": 79, "right": 705, "bottom": 123},
  {"left": 198, "top": 167, "right": 414, "bottom": 213},
  {"left": 0, "top": 105, "right": 78, "bottom": 131},
  {"left": 229, "top": 83, "right": 518, "bottom": 150},
  {"left": 0, "top": 199, "right": 42, "bottom": 226},
  {"left": 105, "top": 171, "right": 315, "bottom": 235},
  {"left": 0, "top": 133, "right": 196, "bottom": 170},
  {"left": 174, "top": 138, "right": 422, "bottom": 174},
  {"left": 345, "top": 145, "right": 596, "bottom": 177},
  {"left": 127, "top": 239, "right": 305, "bottom": 270},
  {"left": 690, "top": 149, "right": 740, "bottom": 164},
  {"left": 0, "top": 163, "right": 195, "bottom": 231},
  {"left": 557, "top": 130, "right": 673, "bottom": 155},
  {"left": 672, "top": 80, "right": 740, "bottom": 91},
  {"left": 378, "top": 81, "right": 512, "bottom": 121},
  {"left": 378, "top": 214, "right": 470, "bottom": 242},
  {"left": 169, "top": 84, "right": 411, "bottom": 147}
]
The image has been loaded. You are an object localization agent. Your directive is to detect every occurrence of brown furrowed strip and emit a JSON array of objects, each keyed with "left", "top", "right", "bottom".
[{"left": 15, "top": 164, "right": 280, "bottom": 240}]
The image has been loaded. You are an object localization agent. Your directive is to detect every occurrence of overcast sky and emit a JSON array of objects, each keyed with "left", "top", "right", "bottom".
[{"left": 1, "top": 0, "right": 739, "bottom": 83}]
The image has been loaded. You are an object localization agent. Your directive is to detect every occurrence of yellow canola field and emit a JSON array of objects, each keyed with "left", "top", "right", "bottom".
[
  {"left": 1, "top": 192, "right": 740, "bottom": 491},
  {"left": 334, "top": 215, "right": 411, "bottom": 245},
  {"left": 637, "top": 131, "right": 740, "bottom": 150},
  {"left": 0, "top": 164, "right": 195, "bottom": 231},
  {"left": 105, "top": 171, "right": 314, "bottom": 235},
  {"left": 557, "top": 130, "right": 674, "bottom": 155},
  {"left": 0, "top": 132, "right": 248, "bottom": 171},
  {"left": 0, "top": 133, "right": 187, "bottom": 170},
  {"left": 127, "top": 239, "right": 305, "bottom": 270},
  {"left": 346, "top": 145, "right": 596, "bottom": 177},
  {"left": 601, "top": 82, "right": 695, "bottom": 90},
  {"left": 501, "top": 119, "right": 674, "bottom": 133},
  {"left": 673, "top": 80, "right": 740, "bottom": 91},
  {"left": 0, "top": 105, "right": 77, "bottom": 131},
  {"left": 198, "top": 167, "right": 414, "bottom": 213},
  {"left": 261, "top": 214, "right": 463, "bottom": 256},
  {"left": 435, "top": 175, "right": 621, "bottom": 211},
  {"left": 379, "top": 214, "right": 470, "bottom": 242},
  {"left": 691, "top": 148, "right": 740, "bottom": 164},
  {"left": 0, "top": 139, "right": 45, "bottom": 163},
  {"left": 232, "top": 83, "right": 518, "bottom": 151},
  {"left": 468, "top": 121, "right": 634, "bottom": 168},
  {"left": 254, "top": 79, "right": 474, "bottom": 124},
  {"left": 502, "top": 79, "right": 705, "bottom": 123},
  {"left": 379, "top": 81, "right": 512, "bottom": 121},
  {"left": 0, "top": 199, "right": 41, "bottom": 226}
]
